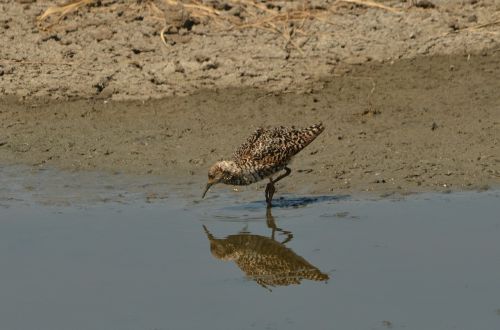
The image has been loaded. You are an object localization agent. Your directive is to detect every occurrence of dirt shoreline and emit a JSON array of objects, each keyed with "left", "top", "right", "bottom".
[{"left": 1, "top": 53, "right": 499, "bottom": 197}]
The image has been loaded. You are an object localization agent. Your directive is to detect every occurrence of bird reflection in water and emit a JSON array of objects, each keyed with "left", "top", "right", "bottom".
[{"left": 203, "top": 208, "right": 329, "bottom": 290}]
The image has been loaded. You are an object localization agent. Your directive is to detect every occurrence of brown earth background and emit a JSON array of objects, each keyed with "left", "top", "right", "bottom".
[{"left": 1, "top": 0, "right": 499, "bottom": 197}]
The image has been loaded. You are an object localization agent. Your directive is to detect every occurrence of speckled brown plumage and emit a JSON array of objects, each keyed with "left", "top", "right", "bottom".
[{"left": 203, "top": 123, "right": 324, "bottom": 206}]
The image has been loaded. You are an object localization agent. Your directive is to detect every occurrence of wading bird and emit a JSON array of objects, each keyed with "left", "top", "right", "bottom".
[{"left": 202, "top": 123, "right": 324, "bottom": 207}]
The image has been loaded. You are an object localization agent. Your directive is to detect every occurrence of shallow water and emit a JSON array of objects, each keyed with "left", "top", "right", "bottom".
[{"left": 1, "top": 166, "right": 499, "bottom": 330}]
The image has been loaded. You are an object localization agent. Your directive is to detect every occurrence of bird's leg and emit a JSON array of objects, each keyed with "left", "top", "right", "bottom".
[
  {"left": 265, "top": 178, "right": 275, "bottom": 207},
  {"left": 265, "top": 177, "right": 270, "bottom": 201},
  {"left": 266, "top": 207, "right": 277, "bottom": 240},
  {"left": 266, "top": 182, "right": 276, "bottom": 207},
  {"left": 272, "top": 167, "right": 292, "bottom": 184},
  {"left": 266, "top": 167, "right": 291, "bottom": 206},
  {"left": 266, "top": 207, "right": 293, "bottom": 243}
]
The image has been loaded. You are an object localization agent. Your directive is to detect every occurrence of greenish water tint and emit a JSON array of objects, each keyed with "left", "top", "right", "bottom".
[{"left": 1, "top": 166, "right": 499, "bottom": 330}]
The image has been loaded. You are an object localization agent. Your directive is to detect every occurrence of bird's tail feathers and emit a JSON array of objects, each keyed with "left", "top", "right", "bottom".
[{"left": 300, "top": 122, "right": 325, "bottom": 145}]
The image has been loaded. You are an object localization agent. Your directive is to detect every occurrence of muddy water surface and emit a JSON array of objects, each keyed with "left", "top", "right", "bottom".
[{"left": 1, "top": 166, "right": 499, "bottom": 330}]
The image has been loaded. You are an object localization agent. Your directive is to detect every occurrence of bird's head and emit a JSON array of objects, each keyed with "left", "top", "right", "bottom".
[
  {"left": 202, "top": 225, "right": 236, "bottom": 260},
  {"left": 202, "top": 161, "right": 237, "bottom": 198}
]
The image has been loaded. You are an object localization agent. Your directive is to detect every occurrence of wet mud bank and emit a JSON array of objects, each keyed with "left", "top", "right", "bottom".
[{"left": 1, "top": 53, "right": 499, "bottom": 196}]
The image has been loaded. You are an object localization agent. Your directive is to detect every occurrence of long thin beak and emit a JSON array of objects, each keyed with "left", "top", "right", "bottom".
[
  {"left": 202, "top": 225, "right": 215, "bottom": 240},
  {"left": 202, "top": 183, "right": 213, "bottom": 199}
]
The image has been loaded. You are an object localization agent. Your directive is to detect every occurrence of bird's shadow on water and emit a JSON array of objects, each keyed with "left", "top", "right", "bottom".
[{"left": 224, "top": 194, "right": 350, "bottom": 211}]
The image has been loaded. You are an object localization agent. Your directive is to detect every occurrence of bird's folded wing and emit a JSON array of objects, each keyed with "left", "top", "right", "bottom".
[
  {"left": 232, "top": 127, "right": 264, "bottom": 165},
  {"left": 232, "top": 127, "right": 295, "bottom": 167}
]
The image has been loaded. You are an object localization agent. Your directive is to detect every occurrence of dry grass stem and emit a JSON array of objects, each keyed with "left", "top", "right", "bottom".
[
  {"left": 38, "top": 0, "right": 97, "bottom": 22},
  {"left": 466, "top": 19, "right": 500, "bottom": 32}
]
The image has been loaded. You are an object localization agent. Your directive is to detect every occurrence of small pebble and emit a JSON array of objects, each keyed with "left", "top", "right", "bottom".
[{"left": 416, "top": 0, "right": 436, "bottom": 9}]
